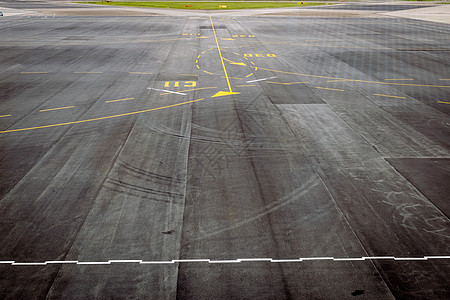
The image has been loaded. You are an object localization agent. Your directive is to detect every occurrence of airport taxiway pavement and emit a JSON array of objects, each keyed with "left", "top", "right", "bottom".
[{"left": 0, "top": 2, "right": 449, "bottom": 299}]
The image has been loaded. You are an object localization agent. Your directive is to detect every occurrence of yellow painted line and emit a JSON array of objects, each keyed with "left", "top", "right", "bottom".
[
  {"left": 160, "top": 87, "right": 216, "bottom": 95},
  {"left": 1, "top": 98, "right": 205, "bottom": 134},
  {"left": 203, "top": 71, "right": 214, "bottom": 75},
  {"left": 196, "top": 65, "right": 200, "bottom": 69},
  {"left": 233, "top": 52, "right": 240, "bottom": 56},
  {"left": 384, "top": 78, "right": 414, "bottom": 81},
  {"left": 236, "top": 84, "right": 256, "bottom": 88},
  {"left": 180, "top": 74, "right": 198, "bottom": 76},
  {"left": 373, "top": 94, "right": 406, "bottom": 99},
  {"left": 210, "top": 16, "right": 234, "bottom": 94},
  {"left": 105, "top": 97, "right": 135, "bottom": 103},
  {"left": 0, "top": 114, "right": 11, "bottom": 118},
  {"left": 327, "top": 79, "right": 353, "bottom": 83},
  {"left": 439, "top": 79, "right": 450, "bottom": 81},
  {"left": 245, "top": 73, "right": 254, "bottom": 78},
  {"left": 221, "top": 76, "right": 242, "bottom": 80},
  {"left": 74, "top": 71, "right": 103, "bottom": 74},
  {"left": 437, "top": 101, "right": 450, "bottom": 105},
  {"left": 40, "top": 106, "right": 75, "bottom": 112},
  {"left": 20, "top": 72, "right": 48, "bottom": 74},
  {"left": 315, "top": 87, "right": 344, "bottom": 92},
  {"left": 128, "top": 72, "right": 152, "bottom": 75},
  {"left": 252, "top": 66, "right": 344, "bottom": 80},
  {"left": 267, "top": 81, "right": 307, "bottom": 85},
  {"left": 251, "top": 66, "right": 450, "bottom": 88}
]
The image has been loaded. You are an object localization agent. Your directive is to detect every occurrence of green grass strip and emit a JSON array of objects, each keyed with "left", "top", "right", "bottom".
[{"left": 82, "top": 1, "right": 328, "bottom": 10}]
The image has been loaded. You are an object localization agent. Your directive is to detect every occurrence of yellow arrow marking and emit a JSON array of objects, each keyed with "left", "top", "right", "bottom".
[{"left": 212, "top": 91, "right": 240, "bottom": 98}]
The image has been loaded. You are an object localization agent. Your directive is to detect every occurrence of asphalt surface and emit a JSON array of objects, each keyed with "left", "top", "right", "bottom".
[{"left": 0, "top": 2, "right": 449, "bottom": 299}]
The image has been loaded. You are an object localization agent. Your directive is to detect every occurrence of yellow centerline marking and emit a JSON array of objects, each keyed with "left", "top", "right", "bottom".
[
  {"left": 245, "top": 73, "right": 253, "bottom": 78},
  {"left": 1, "top": 99, "right": 205, "bottom": 134},
  {"left": 203, "top": 71, "right": 214, "bottom": 75},
  {"left": 74, "top": 72, "right": 103, "bottom": 74},
  {"left": 236, "top": 84, "right": 256, "bottom": 87},
  {"left": 221, "top": 76, "right": 243, "bottom": 80},
  {"left": 439, "top": 79, "right": 450, "bottom": 81},
  {"left": 327, "top": 79, "right": 354, "bottom": 83},
  {"left": 128, "top": 72, "right": 153, "bottom": 75},
  {"left": 267, "top": 81, "right": 307, "bottom": 85},
  {"left": 0, "top": 114, "right": 11, "bottom": 118},
  {"left": 210, "top": 16, "right": 234, "bottom": 94},
  {"left": 160, "top": 86, "right": 217, "bottom": 95},
  {"left": 180, "top": 74, "right": 198, "bottom": 76},
  {"left": 20, "top": 72, "right": 48, "bottom": 74},
  {"left": 437, "top": 101, "right": 450, "bottom": 105},
  {"left": 373, "top": 94, "right": 406, "bottom": 99},
  {"left": 105, "top": 97, "right": 135, "bottom": 103},
  {"left": 39, "top": 106, "right": 75, "bottom": 112},
  {"left": 316, "top": 87, "right": 345, "bottom": 92},
  {"left": 384, "top": 78, "right": 414, "bottom": 81}
]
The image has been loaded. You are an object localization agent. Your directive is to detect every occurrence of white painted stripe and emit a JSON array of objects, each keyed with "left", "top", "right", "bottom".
[
  {"left": 209, "top": 260, "right": 241, "bottom": 264},
  {"left": 77, "top": 262, "right": 111, "bottom": 265},
  {"left": 46, "top": 261, "right": 78, "bottom": 264},
  {"left": 108, "top": 260, "right": 143, "bottom": 263},
  {"left": 172, "top": 259, "right": 209, "bottom": 263},
  {"left": 12, "top": 262, "right": 47, "bottom": 265},
  {"left": 147, "top": 88, "right": 186, "bottom": 95},
  {"left": 246, "top": 76, "right": 277, "bottom": 83},
  {"left": 394, "top": 257, "right": 428, "bottom": 261},
  {"left": 238, "top": 258, "right": 272, "bottom": 262},
  {"left": 271, "top": 259, "right": 302, "bottom": 263},
  {"left": 0, "top": 256, "right": 448, "bottom": 266}
]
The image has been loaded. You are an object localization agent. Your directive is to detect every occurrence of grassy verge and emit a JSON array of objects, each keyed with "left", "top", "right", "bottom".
[{"left": 81, "top": 1, "right": 329, "bottom": 10}]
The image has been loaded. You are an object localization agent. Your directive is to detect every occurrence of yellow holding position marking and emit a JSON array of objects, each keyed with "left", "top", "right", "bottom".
[{"left": 0, "top": 114, "right": 11, "bottom": 118}]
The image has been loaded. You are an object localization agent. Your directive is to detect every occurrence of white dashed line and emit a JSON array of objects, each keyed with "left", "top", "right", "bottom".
[{"left": 2, "top": 256, "right": 448, "bottom": 266}]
